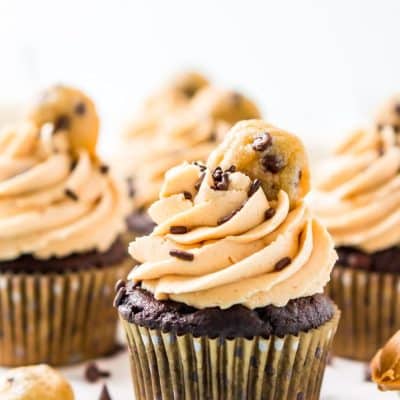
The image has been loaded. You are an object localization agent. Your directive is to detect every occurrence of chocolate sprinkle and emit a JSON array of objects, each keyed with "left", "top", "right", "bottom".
[
  {"left": 194, "top": 161, "right": 206, "bottom": 172},
  {"left": 248, "top": 179, "right": 261, "bottom": 197},
  {"left": 114, "top": 279, "right": 126, "bottom": 293},
  {"left": 113, "top": 287, "right": 126, "bottom": 308},
  {"left": 217, "top": 205, "right": 243, "bottom": 225},
  {"left": 194, "top": 172, "right": 205, "bottom": 191},
  {"left": 54, "top": 115, "right": 70, "bottom": 132},
  {"left": 169, "top": 249, "right": 194, "bottom": 261},
  {"left": 252, "top": 132, "right": 272, "bottom": 151},
  {"left": 261, "top": 154, "right": 286, "bottom": 174},
  {"left": 170, "top": 226, "right": 188, "bottom": 234},
  {"left": 100, "top": 164, "right": 109, "bottom": 174},
  {"left": 75, "top": 102, "right": 86, "bottom": 115},
  {"left": 274, "top": 257, "right": 291, "bottom": 271},
  {"left": 85, "top": 362, "right": 111, "bottom": 383},
  {"left": 211, "top": 167, "right": 230, "bottom": 191},
  {"left": 264, "top": 207, "right": 276, "bottom": 220},
  {"left": 65, "top": 188, "right": 79, "bottom": 201},
  {"left": 226, "top": 165, "right": 236, "bottom": 173},
  {"left": 183, "top": 191, "right": 193, "bottom": 200},
  {"left": 99, "top": 384, "right": 112, "bottom": 400}
]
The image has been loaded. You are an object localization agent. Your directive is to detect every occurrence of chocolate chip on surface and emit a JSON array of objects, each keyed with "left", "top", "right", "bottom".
[
  {"left": 75, "top": 102, "right": 86, "bottom": 115},
  {"left": 54, "top": 114, "right": 70, "bottom": 132},
  {"left": 274, "top": 257, "right": 291, "bottom": 271},
  {"left": 100, "top": 164, "right": 109, "bottom": 174},
  {"left": 169, "top": 249, "right": 194, "bottom": 261},
  {"left": 183, "top": 191, "right": 192, "bottom": 200},
  {"left": 261, "top": 154, "right": 286, "bottom": 173},
  {"left": 264, "top": 207, "right": 276, "bottom": 220},
  {"left": 65, "top": 188, "right": 79, "bottom": 201},
  {"left": 170, "top": 226, "right": 188, "bottom": 234},
  {"left": 252, "top": 132, "right": 272, "bottom": 151},
  {"left": 85, "top": 362, "right": 111, "bottom": 383}
]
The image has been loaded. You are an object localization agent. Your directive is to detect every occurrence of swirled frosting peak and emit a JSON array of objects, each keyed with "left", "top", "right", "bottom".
[
  {"left": 0, "top": 85, "right": 128, "bottom": 261},
  {"left": 311, "top": 127, "right": 400, "bottom": 253},
  {"left": 128, "top": 120, "right": 336, "bottom": 309}
]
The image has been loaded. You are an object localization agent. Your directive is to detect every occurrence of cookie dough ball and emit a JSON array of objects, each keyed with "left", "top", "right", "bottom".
[
  {"left": 27, "top": 85, "right": 99, "bottom": 157},
  {"left": 375, "top": 94, "right": 400, "bottom": 132},
  {"left": 208, "top": 119, "right": 310, "bottom": 208},
  {"left": 0, "top": 364, "right": 74, "bottom": 400}
]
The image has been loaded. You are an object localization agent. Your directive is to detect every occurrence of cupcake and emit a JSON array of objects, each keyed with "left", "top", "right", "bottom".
[
  {"left": 116, "top": 119, "right": 340, "bottom": 400},
  {"left": 0, "top": 364, "right": 74, "bottom": 400},
  {"left": 113, "top": 72, "right": 261, "bottom": 239},
  {"left": 311, "top": 99, "right": 400, "bottom": 361},
  {"left": 371, "top": 329, "right": 400, "bottom": 392},
  {"left": 0, "top": 85, "right": 131, "bottom": 366}
]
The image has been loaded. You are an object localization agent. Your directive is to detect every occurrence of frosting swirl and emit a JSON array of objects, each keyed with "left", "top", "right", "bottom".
[
  {"left": 311, "top": 127, "right": 400, "bottom": 253},
  {"left": 0, "top": 87, "right": 128, "bottom": 261},
  {"left": 128, "top": 120, "right": 336, "bottom": 310},
  {"left": 371, "top": 330, "right": 400, "bottom": 391}
]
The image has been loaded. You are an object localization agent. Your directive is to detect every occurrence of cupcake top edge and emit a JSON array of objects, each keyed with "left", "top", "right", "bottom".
[
  {"left": 0, "top": 85, "right": 129, "bottom": 262},
  {"left": 127, "top": 119, "right": 337, "bottom": 310}
]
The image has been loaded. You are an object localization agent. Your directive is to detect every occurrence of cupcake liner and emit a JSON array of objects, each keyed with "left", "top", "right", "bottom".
[
  {"left": 326, "top": 265, "right": 400, "bottom": 361},
  {"left": 0, "top": 259, "right": 131, "bottom": 367},
  {"left": 121, "top": 307, "right": 339, "bottom": 400}
]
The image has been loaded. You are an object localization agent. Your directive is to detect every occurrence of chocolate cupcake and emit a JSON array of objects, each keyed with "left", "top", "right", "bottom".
[
  {"left": 112, "top": 72, "right": 261, "bottom": 240},
  {"left": 311, "top": 105, "right": 400, "bottom": 360},
  {"left": 0, "top": 85, "right": 131, "bottom": 366},
  {"left": 117, "top": 120, "right": 339, "bottom": 400}
]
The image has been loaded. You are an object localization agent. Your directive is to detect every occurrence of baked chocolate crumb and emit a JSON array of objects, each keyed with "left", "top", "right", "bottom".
[
  {"left": 170, "top": 226, "right": 188, "bottom": 234},
  {"left": 183, "top": 191, "right": 193, "bottom": 200},
  {"left": 261, "top": 154, "right": 286, "bottom": 174},
  {"left": 126, "top": 177, "right": 135, "bottom": 198},
  {"left": 85, "top": 362, "right": 111, "bottom": 383},
  {"left": 54, "top": 115, "right": 70, "bottom": 132},
  {"left": 217, "top": 205, "right": 243, "bottom": 225},
  {"left": 75, "top": 102, "right": 86, "bottom": 115},
  {"left": 65, "top": 188, "right": 79, "bottom": 201},
  {"left": 99, "top": 384, "right": 112, "bottom": 400},
  {"left": 169, "top": 249, "right": 194, "bottom": 261},
  {"left": 113, "top": 287, "right": 126, "bottom": 308},
  {"left": 194, "top": 172, "right": 205, "bottom": 191},
  {"left": 248, "top": 179, "right": 261, "bottom": 197},
  {"left": 252, "top": 132, "right": 272, "bottom": 151},
  {"left": 265, "top": 207, "right": 276, "bottom": 220},
  {"left": 100, "top": 164, "right": 109, "bottom": 174},
  {"left": 274, "top": 257, "right": 291, "bottom": 271},
  {"left": 114, "top": 279, "right": 126, "bottom": 293}
]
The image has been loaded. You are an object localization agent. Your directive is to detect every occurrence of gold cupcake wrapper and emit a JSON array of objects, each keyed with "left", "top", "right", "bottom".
[
  {"left": 0, "top": 259, "right": 131, "bottom": 367},
  {"left": 121, "top": 307, "right": 339, "bottom": 400},
  {"left": 327, "top": 265, "right": 400, "bottom": 361}
]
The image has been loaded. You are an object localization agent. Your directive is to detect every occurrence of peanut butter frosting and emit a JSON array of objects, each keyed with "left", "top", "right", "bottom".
[
  {"left": 114, "top": 76, "right": 261, "bottom": 211},
  {"left": 0, "top": 86, "right": 128, "bottom": 261},
  {"left": 128, "top": 120, "right": 336, "bottom": 310},
  {"left": 311, "top": 126, "right": 400, "bottom": 253},
  {"left": 371, "top": 330, "right": 400, "bottom": 391}
]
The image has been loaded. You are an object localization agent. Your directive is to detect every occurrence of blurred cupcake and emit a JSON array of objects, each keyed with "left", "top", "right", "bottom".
[
  {"left": 116, "top": 120, "right": 339, "bottom": 400},
  {"left": 113, "top": 72, "right": 261, "bottom": 239},
  {"left": 0, "top": 364, "right": 74, "bottom": 399},
  {"left": 311, "top": 97, "right": 400, "bottom": 361},
  {"left": 0, "top": 85, "right": 130, "bottom": 366}
]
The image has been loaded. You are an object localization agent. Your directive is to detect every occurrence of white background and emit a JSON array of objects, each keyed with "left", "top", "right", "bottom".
[{"left": 1, "top": 1, "right": 400, "bottom": 398}]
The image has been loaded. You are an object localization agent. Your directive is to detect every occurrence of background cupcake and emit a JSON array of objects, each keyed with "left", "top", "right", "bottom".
[
  {"left": 112, "top": 72, "right": 261, "bottom": 238},
  {"left": 0, "top": 85, "right": 130, "bottom": 366},
  {"left": 116, "top": 119, "right": 339, "bottom": 400},
  {"left": 311, "top": 98, "right": 400, "bottom": 361}
]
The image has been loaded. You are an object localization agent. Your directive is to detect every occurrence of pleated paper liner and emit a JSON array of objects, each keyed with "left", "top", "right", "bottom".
[
  {"left": 0, "top": 258, "right": 131, "bottom": 367},
  {"left": 121, "top": 307, "right": 339, "bottom": 400},
  {"left": 326, "top": 265, "right": 400, "bottom": 361}
]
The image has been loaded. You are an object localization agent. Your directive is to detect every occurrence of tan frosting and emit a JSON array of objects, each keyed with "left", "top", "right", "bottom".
[
  {"left": 115, "top": 84, "right": 261, "bottom": 210},
  {"left": 311, "top": 127, "right": 400, "bottom": 252},
  {"left": 371, "top": 330, "right": 400, "bottom": 391},
  {"left": 128, "top": 121, "right": 336, "bottom": 310},
  {"left": 0, "top": 90, "right": 128, "bottom": 261}
]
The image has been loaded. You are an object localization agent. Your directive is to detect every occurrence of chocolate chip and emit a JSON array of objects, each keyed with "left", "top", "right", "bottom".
[
  {"left": 194, "top": 172, "right": 206, "bottom": 191},
  {"left": 217, "top": 205, "right": 243, "bottom": 225},
  {"left": 274, "top": 257, "right": 291, "bottom": 271},
  {"left": 183, "top": 191, "right": 192, "bottom": 200},
  {"left": 252, "top": 132, "right": 272, "bottom": 151},
  {"left": 85, "top": 362, "right": 111, "bottom": 383},
  {"left": 211, "top": 167, "right": 230, "bottom": 191},
  {"left": 264, "top": 207, "right": 276, "bottom": 220},
  {"left": 209, "top": 131, "right": 217, "bottom": 142},
  {"left": 248, "top": 179, "right": 261, "bottom": 197},
  {"left": 126, "top": 177, "right": 135, "bottom": 198},
  {"left": 169, "top": 249, "right": 194, "bottom": 261},
  {"left": 261, "top": 154, "right": 286, "bottom": 173},
  {"left": 170, "top": 226, "right": 188, "bottom": 234},
  {"left": 394, "top": 125, "right": 400, "bottom": 133},
  {"left": 182, "top": 86, "right": 196, "bottom": 98},
  {"left": 70, "top": 160, "right": 78, "bottom": 172},
  {"left": 113, "top": 287, "right": 126, "bottom": 308},
  {"left": 65, "top": 188, "right": 79, "bottom": 201},
  {"left": 100, "top": 164, "right": 109, "bottom": 174},
  {"left": 99, "top": 384, "right": 112, "bottom": 400},
  {"left": 75, "top": 102, "right": 86, "bottom": 115},
  {"left": 114, "top": 279, "right": 126, "bottom": 293},
  {"left": 347, "top": 253, "right": 371, "bottom": 270},
  {"left": 54, "top": 115, "right": 70, "bottom": 132}
]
